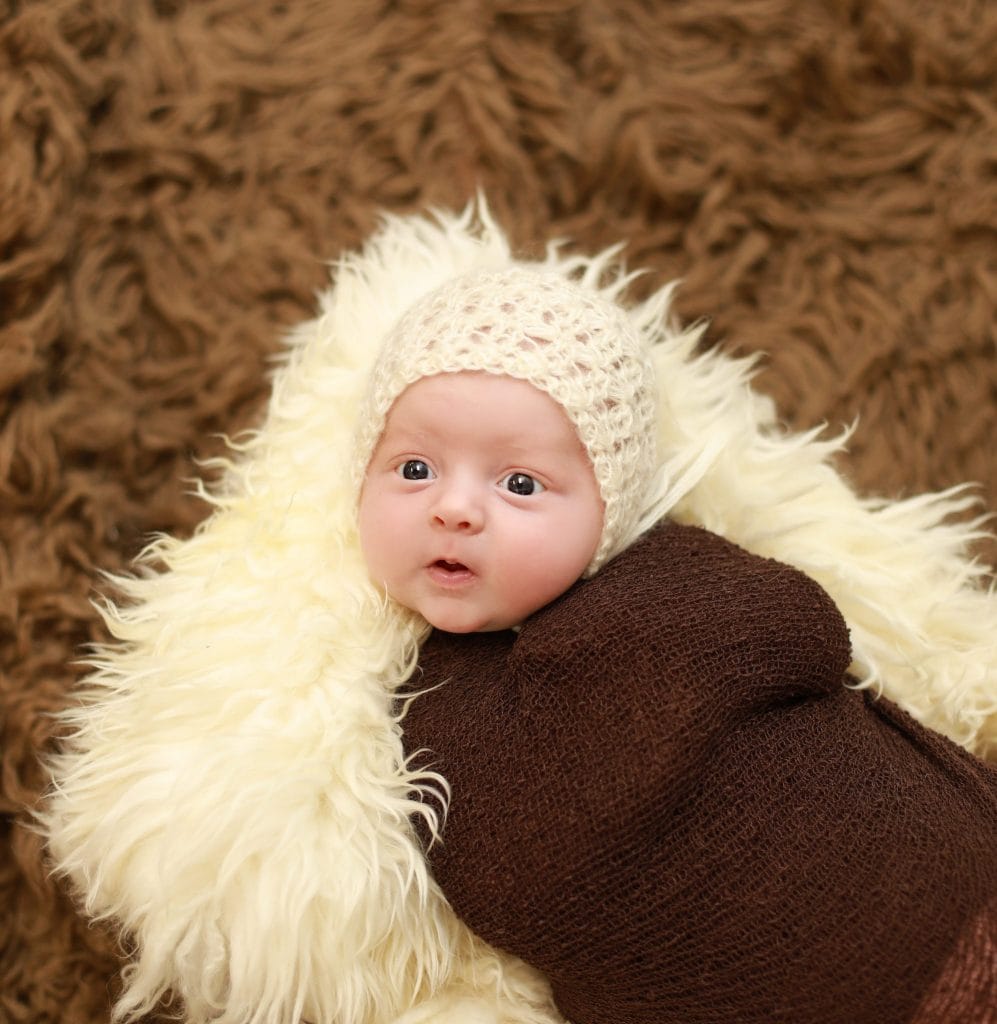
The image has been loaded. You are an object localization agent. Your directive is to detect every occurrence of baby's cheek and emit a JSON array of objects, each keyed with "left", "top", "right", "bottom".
[{"left": 357, "top": 490, "right": 395, "bottom": 574}]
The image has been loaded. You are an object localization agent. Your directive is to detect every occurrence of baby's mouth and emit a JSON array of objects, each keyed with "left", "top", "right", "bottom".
[
  {"left": 434, "top": 559, "right": 469, "bottom": 573},
  {"left": 427, "top": 558, "right": 475, "bottom": 586}
]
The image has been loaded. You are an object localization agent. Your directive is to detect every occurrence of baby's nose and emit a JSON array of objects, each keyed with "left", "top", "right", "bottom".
[{"left": 431, "top": 485, "right": 484, "bottom": 533}]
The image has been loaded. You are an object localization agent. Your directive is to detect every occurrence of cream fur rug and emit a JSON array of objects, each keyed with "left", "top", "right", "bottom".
[{"left": 44, "top": 204, "right": 997, "bottom": 1024}]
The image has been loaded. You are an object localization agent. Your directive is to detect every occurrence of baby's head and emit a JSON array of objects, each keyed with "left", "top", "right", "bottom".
[{"left": 355, "top": 267, "right": 657, "bottom": 633}]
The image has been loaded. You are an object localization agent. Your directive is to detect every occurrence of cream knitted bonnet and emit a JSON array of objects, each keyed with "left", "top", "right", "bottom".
[{"left": 354, "top": 266, "right": 658, "bottom": 575}]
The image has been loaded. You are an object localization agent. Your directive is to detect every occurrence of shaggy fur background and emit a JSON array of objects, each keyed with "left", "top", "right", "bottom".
[{"left": 2, "top": 0, "right": 995, "bottom": 1021}]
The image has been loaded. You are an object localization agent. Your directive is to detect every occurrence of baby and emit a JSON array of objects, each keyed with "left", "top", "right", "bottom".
[
  {"left": 356, "top": 269, "right": 997, "bottom": 1023},
  {"left": 355, "top": 267, "right": 654, "bottom": 634},
  {"left": 359, "top": 370, "right": 604, "bottom": 633}
]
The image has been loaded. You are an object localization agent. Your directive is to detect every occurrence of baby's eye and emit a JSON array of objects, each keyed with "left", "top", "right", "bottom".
[
  {"left": 398, "top": 459, "right": 434, "bottom": 481},
  {"left": 501, "top": 472, "right": 545, "bottom": 496}
]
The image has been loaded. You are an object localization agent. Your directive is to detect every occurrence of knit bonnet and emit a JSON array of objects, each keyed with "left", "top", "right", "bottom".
[{"left": 354, "top": 266, "right": 658, "bottom": 575}]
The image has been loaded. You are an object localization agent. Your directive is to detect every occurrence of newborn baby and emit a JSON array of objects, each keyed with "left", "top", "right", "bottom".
[{"left": 355, "top": 268, "right": 997, "bottom": 1024}]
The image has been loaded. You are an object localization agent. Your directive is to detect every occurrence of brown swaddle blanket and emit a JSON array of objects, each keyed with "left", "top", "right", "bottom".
[{"left": 401, "top": 521, "right": 997, "bottom": 1023}]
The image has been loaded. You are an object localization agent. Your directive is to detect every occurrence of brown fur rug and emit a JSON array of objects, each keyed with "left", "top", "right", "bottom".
[{"left": 2, "top": 1, "right": 995, "bottom": 1020}]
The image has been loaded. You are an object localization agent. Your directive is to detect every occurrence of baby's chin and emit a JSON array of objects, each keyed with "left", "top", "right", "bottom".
[{"left": 420, "top": 606, "right": 522, "bottom": 635}]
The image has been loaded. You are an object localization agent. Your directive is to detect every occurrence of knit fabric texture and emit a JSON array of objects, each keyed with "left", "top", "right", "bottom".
[
  {"left": 402, "top": 522, "right": 997, "bottom": 1024},
  {"left": 353, "top": 267, "right": 658, "bottom": 574}
]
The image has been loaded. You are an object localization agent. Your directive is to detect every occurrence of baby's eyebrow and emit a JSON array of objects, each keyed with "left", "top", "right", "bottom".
[
  {"left": 379, "top": 414, "right": 584, "bottom": 462},
  {"left": 377, "top": 421, "right": 435, "bottom": 447}
]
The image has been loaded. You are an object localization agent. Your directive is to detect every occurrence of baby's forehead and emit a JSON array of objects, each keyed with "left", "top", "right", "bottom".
[{"left": 378, "top": 371, "right": 589, "bottom": 455}]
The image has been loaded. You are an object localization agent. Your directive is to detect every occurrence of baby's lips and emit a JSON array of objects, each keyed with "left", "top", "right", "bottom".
[
  {"left": 426, "top": 558, "right": 477, "bottom": 586},
  {"left": 433, "top": 558, "right": 470, "bottom": 573}
]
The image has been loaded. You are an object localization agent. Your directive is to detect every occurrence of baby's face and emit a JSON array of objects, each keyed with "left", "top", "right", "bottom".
[{"left": 358, "top": 372, "right": 604, "bottom": 633}]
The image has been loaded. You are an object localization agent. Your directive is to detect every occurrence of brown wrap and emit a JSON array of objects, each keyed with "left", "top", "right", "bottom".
[{"left": 402, "top": 521, "right": 997, "bottom": 1023}]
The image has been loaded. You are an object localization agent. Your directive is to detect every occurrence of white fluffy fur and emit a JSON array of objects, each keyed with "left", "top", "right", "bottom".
[{"left": 43, "top": 201, "right": 997, "bottom": 1024}]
